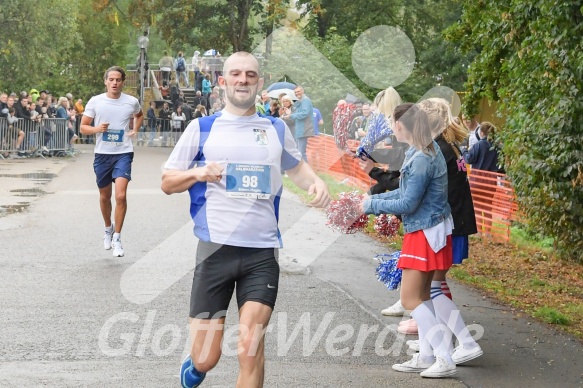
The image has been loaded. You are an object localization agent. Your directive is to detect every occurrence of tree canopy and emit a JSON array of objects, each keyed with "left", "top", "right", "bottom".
[
  {"left": 0, "top": 0, "right": 131, "bottom": 98},
  {"left": 1, "top": 0, "right": 472, "bottom": 103}
]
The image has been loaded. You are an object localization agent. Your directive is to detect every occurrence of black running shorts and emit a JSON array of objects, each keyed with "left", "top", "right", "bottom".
[{"left": 189, "top": 241, "right": 280, "bottom": 319}]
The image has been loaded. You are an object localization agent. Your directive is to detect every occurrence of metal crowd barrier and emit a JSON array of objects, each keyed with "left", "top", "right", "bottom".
[
  {"left": 0, "top": 117, "right": 75, "bottom": 159},
  {"left": 138, "top": 118, "right": 192, "bottom": 147},
  {"left": 1, "top": 115, "right": 196, "bottom": 158},
  {"left": 73, "top": 114, "right": 94, "bottom": 144}
]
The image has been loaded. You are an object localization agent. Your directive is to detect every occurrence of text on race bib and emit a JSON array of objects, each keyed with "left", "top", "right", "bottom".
[
  {"left": 226, "top": 163, "right": 271, "bottom": 199},
  {"left": 104, "top": 129, "right": 124, "bottom": 143}
]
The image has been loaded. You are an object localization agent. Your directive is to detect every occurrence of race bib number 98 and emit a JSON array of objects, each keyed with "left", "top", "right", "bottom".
[
  {"left": 104, "top": 129, "right": 124, "bottom": 143},
  {"left": 226, "top": 163, "right": 271, "bottom": 199}
]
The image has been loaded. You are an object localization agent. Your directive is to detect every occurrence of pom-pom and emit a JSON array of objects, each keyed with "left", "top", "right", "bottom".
[
  {"left": 374, "top": 214, "right": 401, "bottom": 238},
  {"left": 326, "top": 191, "right": 369, "bottom": 234},
  {"left": 375, "top": 252, "right": 402, "bottom": 290}
]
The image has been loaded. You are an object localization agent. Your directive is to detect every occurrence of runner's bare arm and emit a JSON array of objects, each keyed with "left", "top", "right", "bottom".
[
  {"left": 80, "top": 115, "right": 109, "bottom": 135},
  {"left": 286, "top": 161, "right": 331, "bottom": 208},
  {"left": 127, "top": 111, "right": 144, "bottom": 137},
  {"left": 161, "top": 162, "right": 224, "bottom": 194}
]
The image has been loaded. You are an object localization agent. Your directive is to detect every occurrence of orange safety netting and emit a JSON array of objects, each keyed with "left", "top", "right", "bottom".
[{"left": 306, "top": 135, "right": 518, "bottom": 242}]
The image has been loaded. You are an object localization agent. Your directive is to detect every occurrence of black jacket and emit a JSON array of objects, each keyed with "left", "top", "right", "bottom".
[
  {"left": 0, "top": 102, "right": 8, "bottom": 118},
  {"left": 436, "top": 135, "right": 478, "bottom": 236},
  {"left": 14, "top": 101, "right": 31, "bottom": 119},
  {"left": 182, "top": 103, "right": 193, "bottom": 121},
  {"left": 464, "top": 138, "right": 500, "bottom": 172},
  {"left": 369, "top": 136, "right": 408, "bottom": 169},
  {"left": 368, "top": 168, "right": 400, "bottom": 195},
  {"left": 192, "top": 96, "right": 207, "bottom": 108}
]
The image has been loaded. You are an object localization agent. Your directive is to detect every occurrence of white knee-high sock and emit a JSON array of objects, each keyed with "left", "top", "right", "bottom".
[
  {"left": 411, "top": 302, "right": 454, "bottom": 363},
  {"left": 417, "top": 300, "right": 436, "bottom": 362},
  {"left": 431, "top": 281, "right": 477, "bottom": 349},
  {"left": 430, "top": 282, "right": 454, "bottom": 353}
]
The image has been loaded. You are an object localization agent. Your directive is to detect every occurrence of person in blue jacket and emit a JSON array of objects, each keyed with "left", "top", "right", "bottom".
[
  {"left": 283, "top": 85, "right": 314, "bottom": 162},
  {"left": 360, "top": 103, "right": 457, "bottom": 378},
  {"left": 463, "top": 121, "right": 501, "bottom": 236}
]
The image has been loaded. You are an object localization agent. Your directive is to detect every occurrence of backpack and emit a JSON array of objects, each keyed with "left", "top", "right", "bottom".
[{"left": 176, "top": 57, "right": 185, "bottom": 72}]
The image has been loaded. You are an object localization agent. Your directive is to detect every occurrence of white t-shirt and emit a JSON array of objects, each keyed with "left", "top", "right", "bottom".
[
  {"left": 84, "top": 93, "right": 141, "bottom": 154},
  {"left": 172, "top": 112, "right": 186, "bottom": 129},
  {"left": 164, "top": 111, "right": 302, "bottom": 248},
  {"left": 468, "top": 125, "right": 481, "bottom": 151}
]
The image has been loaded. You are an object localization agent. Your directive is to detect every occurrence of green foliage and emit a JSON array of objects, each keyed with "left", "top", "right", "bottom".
[
  {"left": 534, "top": 306, "right": 570, "bottom": 326},
  {"left": 128, "top": 0, "right": 289, "bottom": 54},
  {"left": 65, "top": 0, "right": 132, "bottom": 98},
  {"left": 510, "top": 224, "right": 554, "bottom": 250},
  {"left": 0, "top": 0, "right": 132, "bottom": 100},
  {"left": 0, "top": 0, "right": 81, "bottom": 93},
  {"left": 448, "top": 1, "right": 583, "bottom": 262},
  {"left": 297, "top": 0, "right": 475, "bottom": 101}
]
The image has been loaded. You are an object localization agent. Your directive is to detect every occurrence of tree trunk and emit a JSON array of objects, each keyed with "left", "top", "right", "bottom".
[
  {"left": 265, "top": 2, "right": 274, "bottom": 58},
  {"left": 317, "top": 13, "right": 327, "bottom": 38}
]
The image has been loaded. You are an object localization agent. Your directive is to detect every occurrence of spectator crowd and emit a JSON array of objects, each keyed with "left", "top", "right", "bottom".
[{"left": 0, "top": 90, "right": 83, "bottom": 158}]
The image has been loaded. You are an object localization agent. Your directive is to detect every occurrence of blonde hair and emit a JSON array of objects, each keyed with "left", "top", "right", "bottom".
[
  {"left": 419, "top": 98, "right": 468, "bottom": 157},
  {"left": 281, "top": 95, "right": 293, "bottom": 104},
  {"left": 374, "top": 87, "right": 402, "bottom": 118},
  {"left": 418, "top": 99, "right": 445, "bottom": 138},
  {"left": 57, "top": 97, "right": 69, "bottom": 107}
]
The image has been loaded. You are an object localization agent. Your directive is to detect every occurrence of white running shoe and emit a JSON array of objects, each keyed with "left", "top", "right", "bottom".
[
  {"left": 407, "top": 339, "right": 420, "bottom": 352},
  {"left": 381, "top": 300, "right": 406, "bottom": 316},
  {"left": 452, "top": 344, "right": 483, "bottom": 364},
  {"left": 392, "top": 353, "right": 434, "bottom": 373},
  {"left": 420, "top": 356, "right": 456, "bottom": 378},
  {"left": 112, "top": 238, "right": 124, "bottom": 257},
  {"left": 103, "top": 226, "right": 114, "bottom": 250}
]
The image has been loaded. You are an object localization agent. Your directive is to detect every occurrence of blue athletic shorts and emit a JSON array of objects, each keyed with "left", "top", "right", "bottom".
[
  {"left": 452, "top": 235, "right": 469, "bottom": 264},
  {"left": 93, "top": 152, "right": 134, "bottom": 188}
]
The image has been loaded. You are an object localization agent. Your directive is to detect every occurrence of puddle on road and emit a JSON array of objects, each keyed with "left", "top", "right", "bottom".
[
  {"left": 0, "top": 172, "right": 57, "bottom": 180},
  {"left": 0, "top": 202, "right": 30, "bottom": 216},
  {"left": 0, "top": 171, "right": 57, "bottom": 217},
  {"left": 10, "top": 188, "right": 47, "bottom": 197}
]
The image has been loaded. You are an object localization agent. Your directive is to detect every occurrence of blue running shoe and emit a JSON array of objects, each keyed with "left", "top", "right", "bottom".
[{"left": 181, "top": 355, "right": 206, "bottom": 388}]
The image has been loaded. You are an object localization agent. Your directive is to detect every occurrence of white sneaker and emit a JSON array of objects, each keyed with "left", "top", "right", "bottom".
[
  {"left": 381, "top": 300, "right": 405, "bottom": 316},
  {"left": 452, "top": 344, "right": 483, "bottom": 364},
  {"left": 407, "top": 339, "right": 420, "bottom": 352},
  {"left": 392, "top": 353, "right": 434, "bottom": 373},
  {"left": 103, "top": 227, "right": 114, "bottom": 250},
  {"left": 112, "top": 239, "right": 124, "bottom": 257},
  {"left": 420, "top": 356, "right": 456, "bottom": 378}
]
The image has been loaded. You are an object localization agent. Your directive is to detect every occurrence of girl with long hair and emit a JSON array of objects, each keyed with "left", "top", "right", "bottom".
[{"left": 360, "top": 103, "right": 457, "bottom": 378}]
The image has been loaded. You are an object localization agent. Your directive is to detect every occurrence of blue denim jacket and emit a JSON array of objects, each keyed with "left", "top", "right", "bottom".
[{"left": 363, "top": 142, "right": 451, "bottom": 233}]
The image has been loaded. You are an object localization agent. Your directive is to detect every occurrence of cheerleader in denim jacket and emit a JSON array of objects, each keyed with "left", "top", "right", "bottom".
[{"left": 360, "top": 103, "right": 456, "bottom": 378}]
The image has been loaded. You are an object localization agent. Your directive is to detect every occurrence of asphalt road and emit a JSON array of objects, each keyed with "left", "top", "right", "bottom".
[{"left": 0, "top": 144, "right": 581, "bottom": 387}]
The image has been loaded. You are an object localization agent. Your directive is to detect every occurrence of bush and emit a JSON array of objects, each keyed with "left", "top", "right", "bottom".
[{"left": 447, "top": 1, "right": 583, "bottom": 262}]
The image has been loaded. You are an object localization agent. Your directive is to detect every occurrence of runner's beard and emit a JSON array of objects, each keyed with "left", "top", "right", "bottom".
[{"left": 226, "top": 87, "right": 256, "bottom": 110}]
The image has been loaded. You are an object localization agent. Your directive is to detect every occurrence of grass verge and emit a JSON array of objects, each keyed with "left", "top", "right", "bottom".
[{"left": 450, "top": 237, "right": 583, "bottom": 340}]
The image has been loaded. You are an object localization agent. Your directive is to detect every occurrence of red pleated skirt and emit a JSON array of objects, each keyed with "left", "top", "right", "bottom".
[{"left": 397, "top": 230, "right": 452, "bottom": 272}]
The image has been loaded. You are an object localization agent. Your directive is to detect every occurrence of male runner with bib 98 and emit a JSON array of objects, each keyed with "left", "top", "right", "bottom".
[
  {"left": 162, "top": 52, "right": 330, "bottom": 388},
  {"left": 80, "top": 66, "right": 144, "bottom": 257}
]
